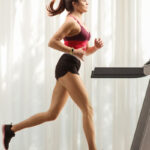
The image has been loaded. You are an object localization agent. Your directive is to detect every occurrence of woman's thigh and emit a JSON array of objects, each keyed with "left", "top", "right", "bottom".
[
  {"left": 47, "top": 80, "right": 69, "bottom": 118},
  {"left": 58, "top": 72, "right": 93, "bottom": 114}
]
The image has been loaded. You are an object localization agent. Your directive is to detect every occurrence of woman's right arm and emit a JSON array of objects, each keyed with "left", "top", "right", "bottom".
[
  {"left": 48, "top": 19, "right": 75, "bottom": 53},
  {"left": 48, "top": 19, "right": 86, "bottom": 61}
]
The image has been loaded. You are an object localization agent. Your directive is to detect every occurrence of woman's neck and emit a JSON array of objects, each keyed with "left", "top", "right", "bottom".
[{"left": 68, "top": 11, "right": 83, "bottom": 21}]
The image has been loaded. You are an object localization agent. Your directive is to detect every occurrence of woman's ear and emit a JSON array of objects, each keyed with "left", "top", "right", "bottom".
[
  {"left": 72, "top": 1, "right": 78, "bottom": 7},
  {"left": 72, "top": 1, "right": 75, "bottom": 7}
]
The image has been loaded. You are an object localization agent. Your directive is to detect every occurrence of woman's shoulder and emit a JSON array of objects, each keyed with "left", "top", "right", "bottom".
[
  {"left": 65, "top": 15, "right": 77, "bottom": 25},
  {"left": 57, "top": 15, "right": 76, "bottom": 34}
]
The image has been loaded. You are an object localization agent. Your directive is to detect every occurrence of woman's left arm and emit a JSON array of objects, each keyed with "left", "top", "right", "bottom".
[{"left": 85, "top": 38, "right": 104, "bottom": 56}]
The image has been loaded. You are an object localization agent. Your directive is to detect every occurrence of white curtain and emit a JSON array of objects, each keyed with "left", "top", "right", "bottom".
[{"left": 0, "top": 0, "right": 150, "bottom": 150}]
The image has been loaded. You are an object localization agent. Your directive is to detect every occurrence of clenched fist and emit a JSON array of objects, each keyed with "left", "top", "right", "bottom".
[{"left": 94, "top": 38, "right": 103, "bottom": 49}]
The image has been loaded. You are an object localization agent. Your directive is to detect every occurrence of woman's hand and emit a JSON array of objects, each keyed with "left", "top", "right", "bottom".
[
  {"left": 73, "top": 48, "right": 86, "bottom": 61},
  {"left": 94, "top": 38, "right": 104, "bottom": 49}
]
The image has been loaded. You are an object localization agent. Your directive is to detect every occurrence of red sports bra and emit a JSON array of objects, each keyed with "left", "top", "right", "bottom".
[{"left": 63, "top": 15, "right": 91, "bottom": 51}]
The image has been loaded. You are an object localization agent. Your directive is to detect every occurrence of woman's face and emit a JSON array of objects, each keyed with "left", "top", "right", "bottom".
[{"left": 73, "top": 0, "right": 89, "bottom": 13}]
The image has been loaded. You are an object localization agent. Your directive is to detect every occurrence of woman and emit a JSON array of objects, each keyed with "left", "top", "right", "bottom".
[{"left": 2, "top": 0, "right": 103, "bottom": 150}]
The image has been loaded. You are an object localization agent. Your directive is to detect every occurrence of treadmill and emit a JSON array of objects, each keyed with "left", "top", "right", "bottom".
[{"left": 91, "top": 60, "right": 150, "bottom": 150}]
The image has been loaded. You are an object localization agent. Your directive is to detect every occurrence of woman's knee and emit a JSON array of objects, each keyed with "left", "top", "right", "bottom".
[
  {"left": 82, "top": 104, "right": 94, "bottom": 117},
  {"left": 45, "top": 111, "right": 58, "bottom": 121}
]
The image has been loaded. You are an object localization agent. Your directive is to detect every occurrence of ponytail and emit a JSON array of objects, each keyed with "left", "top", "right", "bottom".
[
  {"left": 46, "top": 0, "right": 65, "bottom": 16},
  {"left": 46, "top": 0, "right": 79, "bottom": 17}
]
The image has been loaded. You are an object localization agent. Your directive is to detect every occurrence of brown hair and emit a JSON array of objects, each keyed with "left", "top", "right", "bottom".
[{"left": 46, "top": 0, "right": 79, "bottom": 16}]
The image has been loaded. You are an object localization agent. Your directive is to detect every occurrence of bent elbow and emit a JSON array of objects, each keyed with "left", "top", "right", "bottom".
[
  {"left": 48, "top": 41, "right": 53, "bottom": 47},
  {"left": 48, "top": 39, "right": 56, "bottom": 47}
]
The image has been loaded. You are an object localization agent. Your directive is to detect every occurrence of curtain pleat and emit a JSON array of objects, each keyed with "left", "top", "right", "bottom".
[{"left": 0, "top": 0, "right": 150, "bottom": 150}]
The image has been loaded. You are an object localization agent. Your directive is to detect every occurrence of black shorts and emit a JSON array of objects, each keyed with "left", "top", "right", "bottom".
[{"left": 55, "top": 53, "right": 81, "bottom": 80}]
